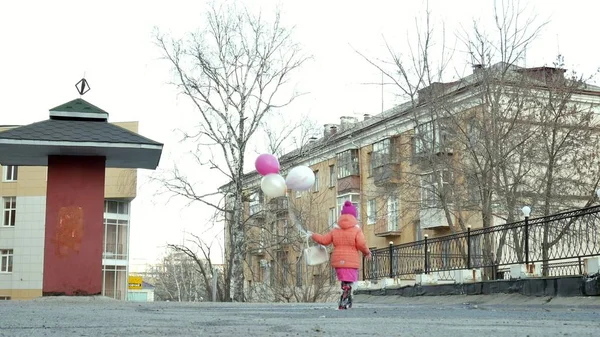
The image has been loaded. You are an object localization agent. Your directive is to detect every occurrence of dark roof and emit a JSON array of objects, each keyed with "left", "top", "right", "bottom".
[
  {"left": 0, "top": 119, "right": 161, "bottom": 145},
  {"left": 50, "top": 98, "right": 108, "bottom": 115}
]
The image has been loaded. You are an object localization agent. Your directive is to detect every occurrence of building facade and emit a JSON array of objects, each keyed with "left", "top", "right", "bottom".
[
  {"left": 223, "top": 62, "right": 600, "bottom": 295},
  {"left": 0, "top": 122, "right": 138, "bottom": 300}
]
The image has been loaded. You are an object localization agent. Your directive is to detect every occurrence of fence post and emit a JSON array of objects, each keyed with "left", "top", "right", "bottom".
[
  {"left": 424, "top": 234, "right": 429, "bottom": 274},
  {"left": 362, "top": 254, "right": 366, "bottom": 280},
  {"left": 388, "top": 241, "right": 394, "bottom": 279},
  {"left": 524, "top": 215, "right": 529, "bottom": 267},
  {"left": 467, "top": 225, "right": 471, "bottom": 270}
]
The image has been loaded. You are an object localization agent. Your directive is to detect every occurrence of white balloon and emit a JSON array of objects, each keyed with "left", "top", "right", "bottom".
[
  {"left": 285, "top": 166, "right": 315, "bottom": 191},
  {"left": 260, "top": 173, "right": 287, "bottom": 198}
]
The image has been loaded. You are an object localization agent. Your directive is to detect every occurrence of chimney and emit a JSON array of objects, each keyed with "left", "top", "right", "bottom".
[
  {"left": 363, "top": 114, "right": 372, "bottom": 121},
  {"left": 330, "top": 125, "right": 338, "bottom": 135},
  {"left": 339, "top": 116, "right": 358, "bottom": 132},
  {"left": 472, "top": 64, "right": 484, "bottom": 74},
  {"left": 323, "top": 124, "right": 338, "bottom": 137}
]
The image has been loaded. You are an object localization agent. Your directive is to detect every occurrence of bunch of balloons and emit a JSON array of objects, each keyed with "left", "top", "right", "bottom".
[{"left": 255, "top": 153, "right": 316, "bottom": 198}]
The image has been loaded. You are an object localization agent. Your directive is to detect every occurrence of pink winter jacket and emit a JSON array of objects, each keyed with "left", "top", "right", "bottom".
[{"left": 311, "top": 214, "right": 370, "bottom": 269}]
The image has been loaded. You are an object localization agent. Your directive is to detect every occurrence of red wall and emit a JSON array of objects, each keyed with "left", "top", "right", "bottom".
[{"left": 43, "top": 155, "right": 106, "bottom": 296}]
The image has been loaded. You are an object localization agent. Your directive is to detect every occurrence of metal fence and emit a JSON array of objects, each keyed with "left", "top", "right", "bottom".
[{"left": 363, "top": 205, "right": 600, "bottom": 281}]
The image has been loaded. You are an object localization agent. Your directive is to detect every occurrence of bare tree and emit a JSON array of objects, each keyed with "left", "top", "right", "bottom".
[
  {"left": 244, "top": 186, "right": 336, "bottom": 302},
  {"left": 149, "top": 249, "right": 209, "bottom": 302},
  {"left": 154, "top": 2, "right": 309, "bottom": 301},
  {"left": 357, "top": 0, "right": 600, "bottom": 279}
]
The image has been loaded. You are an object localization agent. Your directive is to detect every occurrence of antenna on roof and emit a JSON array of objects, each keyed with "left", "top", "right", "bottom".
[{"left": 75, "top": 74, "right": 91, "bottom": 97}]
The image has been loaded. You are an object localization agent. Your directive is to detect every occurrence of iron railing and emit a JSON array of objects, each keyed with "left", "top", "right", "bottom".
[{"left": 363, "top": 205, "right": 600, "bottom": 280}]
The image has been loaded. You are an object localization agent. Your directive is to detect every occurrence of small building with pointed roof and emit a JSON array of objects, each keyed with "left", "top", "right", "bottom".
[{"left": 0, "top": 97, "right": 163, "bottom": 297}]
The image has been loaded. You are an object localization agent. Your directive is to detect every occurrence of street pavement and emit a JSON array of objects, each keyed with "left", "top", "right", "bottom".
[{"left": 0, "top": 294, "right": 599, "bottom": 336}]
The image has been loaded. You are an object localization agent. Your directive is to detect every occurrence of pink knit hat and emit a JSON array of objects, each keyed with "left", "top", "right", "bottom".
[{"left": 341, "top": 200, "right": 357, "bottom": 218}]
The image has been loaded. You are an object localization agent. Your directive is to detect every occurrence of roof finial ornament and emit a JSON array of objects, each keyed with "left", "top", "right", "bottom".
[{"left": 75, "top": 77, "right": 90, "bottom": 96}]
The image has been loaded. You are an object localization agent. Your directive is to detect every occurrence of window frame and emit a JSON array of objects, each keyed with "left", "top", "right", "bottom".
[
  {"left": 420, "top": 170, "right": 454, "bottom": 208},
  {"left": 328, "top": 165, "right": 336, "bottom": 187},
  {"left": 2, "top": 197, "right": 16, "bottom": 227},
  {"left": 366, "top": 199, "right": 377, "bottom": 225},
  {"left": 328, "top": 207, "right": 336, "bottom": 226},
  {"left": 313, "top": 170, "right": 319, "bottom": 192},
  {"left": 387, "top": 196, "right": 399, "bottom": 231},
  {"left": 0, "top": 249, "right": 14, "bottom": 273},
  {"left": 371, "top": 138, "right": 391, "bottom": 169},
  {"left": 2, "top": 165, "right": 18, "bottom": 182},
  {"left": 336, "top": 149, "right": 359, "bottom": 179}
]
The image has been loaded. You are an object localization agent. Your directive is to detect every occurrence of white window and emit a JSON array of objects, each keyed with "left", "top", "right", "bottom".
[
  {"left": 414, "top": 221, "right": 423, "bottom": 241},
  {"left": 337, "top": 194, "right": 361, "bottom": 221},
  {"left": 104, "top": 200, "right": 129, "bottom": 214},
  {"left": 420, "top": 170, "right": 453, "bottom": 208},
  {"left": 295, "top": 190, "right": 301, "bottom": 199},
  {"left": 2, "top": 197, "right": 16, "bottom": 227},
  {"left": 0, "top": 249, "right": 13, "bottom": 273},
  {"left": 336, "top": 149, "right": 359, "bottom": 178},
  {"left": 313, "top": 170, "right": 319, "bottom": 192},
  {"left": 2, "top": 165, "right": 18, "bottom": 182},
  {"left": 248, "top": 192, "right": 263, "bottom": 215},
  {"left": 415, "top": 121, "right": 450, "bottom": 154},
  {"left": 387, "top": 196, "right": 399, "bottom": 231},
  {"left": 366, "top": 199, "right": 377, "bottom": 225},
  {"left": 328, "top": 207, "right": 336, "bottom": 226}
]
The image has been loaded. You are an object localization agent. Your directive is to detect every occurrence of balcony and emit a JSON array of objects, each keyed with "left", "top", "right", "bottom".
[
  {"left": 248, "top": 203, "right": 265, "bottom": 218},
  {"left": 374, "top": 216, "right": 402, "bottom": 237},
  {"left": 420, "top": 208, "right": 450, "bottom": 229},
  {"left": 337, "top": 175, "right": 360, "bottom": 194},
  {"left": 268, "top": 196, "right": 289, "bottom": 214},
  {"left": 373, "top": 163, "right": 401, "bottom": 187}
]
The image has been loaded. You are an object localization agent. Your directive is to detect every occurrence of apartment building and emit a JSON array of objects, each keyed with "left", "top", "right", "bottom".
[
  {"left": 222, "top": 62, "right": 600, "bottom": 293},
  {"left": 0, "top": 122, "right": 138, "bottom": 300}
]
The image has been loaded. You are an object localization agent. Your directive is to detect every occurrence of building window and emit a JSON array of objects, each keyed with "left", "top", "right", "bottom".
[
  {"left": 328, "top": 207, "right": 336, "bottom": 227},
  {"left": 367, "top": 152, "right": 373, "bottom": 177},
  {"left": 313, "top": 170, "right": 319, "bottom": 192},
  {"left": 103, "top": 219, "right": 129, "bottom": 260},
  {"left": 337, "top": 194, "right": 360, "bottom": 221},
  {"left": 372, "top": 138, "right": 392, "bottom": 168},
  {"left": 2, "top": 165, "right": 18, "bottom": 182},
  {"left": 102, "top": 264, "right": 127, "bottom": 300},
  {"left": 366, "top": 199, "right": 377, "bottom": 225},
  {"left": 329, "top": 165, "right": 336, "bottom": 187},
  {"left": 414, "top": 120, "right": 451, "bottom": 154},
  {"left": 420, "top": 170, "right": 453, "bottom": 208},
  {"left": 336, "top": 149, "right": 359, "bottom": 178},
  {"left": 0, "top": 296, "right": 11, "bottom": 300},
  {"left": 104, "top": 200, "right": 129, "bottom": 215},
  {"left": 295, "top": 190, "right": 301, "bottom": 198},
  {"left": 0, "top": 249, "right": 13, "bottom": 273},
  {"left": 2, "top": 197, "right": 16, "bottom": 227},
  {"left": 387, "top": 196, "right": 399, "bottom": 231},
  {"left": 414, "top": 221, "right": 423, "bottom": 241},
  {"left": 249, "top": 191, "right": 264, "bottom": 215}
]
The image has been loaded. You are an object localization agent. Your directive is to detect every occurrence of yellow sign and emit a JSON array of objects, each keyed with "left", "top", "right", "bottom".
[{"left": 128, "top": 276, "right": 142, "bottom": 290}]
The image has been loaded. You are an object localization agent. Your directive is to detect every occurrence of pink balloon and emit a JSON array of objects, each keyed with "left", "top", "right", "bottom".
[{"left": 255, "top": 154, "right": 280, "bottom": 176}]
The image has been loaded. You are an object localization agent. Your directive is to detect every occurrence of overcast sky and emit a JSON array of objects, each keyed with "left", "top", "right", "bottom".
[{"left": 1, "top": 0, "right": 598, "bottom": 271}]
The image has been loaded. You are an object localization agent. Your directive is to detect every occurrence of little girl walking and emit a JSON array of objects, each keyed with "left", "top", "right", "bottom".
[{"left": 309, "top": 200, "right": 371, "bottom": 309}]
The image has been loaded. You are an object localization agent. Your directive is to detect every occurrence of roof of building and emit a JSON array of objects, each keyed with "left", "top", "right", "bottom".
[
  {"left": 0, "top": 98, "right": 163, "bottom": 169},
  {"left": 50, "top": 98, "right": 109, "bottom": 115},
  {"left": 218, "top": 62, "right": 600, "bottom": 191}
]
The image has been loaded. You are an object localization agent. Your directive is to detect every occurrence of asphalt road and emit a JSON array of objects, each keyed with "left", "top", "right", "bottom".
[{"left": 1, "top": 295, "right": 599, "bottom": 336}]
